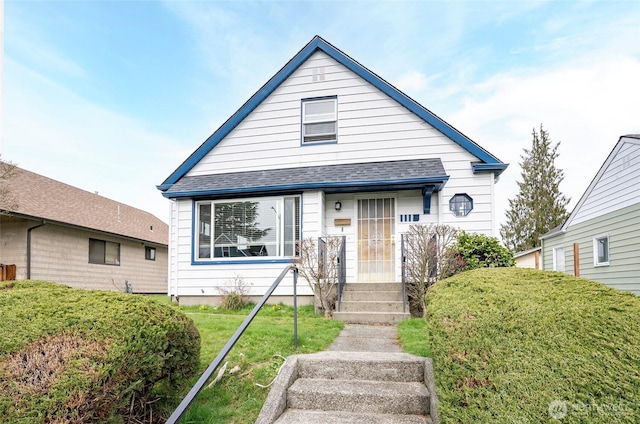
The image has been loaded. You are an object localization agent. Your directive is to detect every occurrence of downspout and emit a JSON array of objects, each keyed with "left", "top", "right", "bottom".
[{"left": 27, "top": 221, "right": 46, "bottom": 279}]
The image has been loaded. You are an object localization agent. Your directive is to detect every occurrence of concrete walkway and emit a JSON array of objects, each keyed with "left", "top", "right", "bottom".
[{"left": 327, "top": 324, "right": 402, "bottom": 352}]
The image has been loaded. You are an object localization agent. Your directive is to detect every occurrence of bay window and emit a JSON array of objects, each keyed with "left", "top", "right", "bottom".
[{"left": 196, "top": 196, "right": 300, "bottom": 260}]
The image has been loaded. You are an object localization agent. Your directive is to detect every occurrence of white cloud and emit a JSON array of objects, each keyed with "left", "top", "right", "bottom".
[
  {"left": 448, "top": 55, "right": 640, "bottom": 229},
  {"left": 394, "top": 70, "right": 430, "bottom": 93},
  {"left": 3, "top": 58, "right": 184, "bottom": 223}
]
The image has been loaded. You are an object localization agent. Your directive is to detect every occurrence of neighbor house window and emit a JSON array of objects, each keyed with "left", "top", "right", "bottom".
[
  {"left": 553, "top": 246, "right": 565, "bottom": 272},
  {"left": 145, "top": 246, "right": 156, "bottom": 261},
  {"left": 89, "top": 238, "right": 120, "bottom": 265},
  {"left": 302, "top": 97, "right": 337, "bottom": 143},
  {"left": 449, "top": 193, "right": 473, "bottom": 217},
  {"left": 593, "top": 235, "right": 609, "bottom": 266},
  {"left": 196, "top": 196, "right": 300, "bottom": 260}
]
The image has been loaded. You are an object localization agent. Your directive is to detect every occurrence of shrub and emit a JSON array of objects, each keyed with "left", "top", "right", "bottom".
[
  {"left": 217, "top": 274, "right": 252, "bottom": 310},
  {"left": 0, "top": 281, "right": 200, "bottom": 423},
  {"left": 453, "top": 231, "right": 514, "bottom": 270},
  {"left": 426, "top": 268, "right": 640, "bottom": 423}
]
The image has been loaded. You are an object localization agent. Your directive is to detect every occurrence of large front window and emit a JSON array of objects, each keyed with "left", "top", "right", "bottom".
[{"left": 196, "top": 196, "right": 300, "bottom": 260}]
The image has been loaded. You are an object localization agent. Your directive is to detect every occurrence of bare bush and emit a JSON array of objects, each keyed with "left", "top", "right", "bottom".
[
  {"left": 296, "top": 236, "right": 343, "bottom": 317},
  {"left": 216, "top": 274, "right": 252, "bottom": 310},
  {"left": 403, "top": 224, "right": 464, "bottom": 317}
]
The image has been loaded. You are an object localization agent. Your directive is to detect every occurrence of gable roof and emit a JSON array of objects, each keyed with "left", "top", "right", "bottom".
[
  {"left": 163, "top": 158, "right": 448, "bottom": 198},
  {"left": 159, "top": 35, "right": 506, "bottom": 191},
  {"left": 1, "top": 166, "right": 168, "bottom": 245},
  {"left": 540, "top": 134, "right": 640, "bottom": 240}
]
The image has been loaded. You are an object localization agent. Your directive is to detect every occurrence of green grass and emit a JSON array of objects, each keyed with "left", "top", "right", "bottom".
[
  {"left": 424, "top": 267, "right": 640, "bottom": 423},
  {"left": 398, "top": 318, "right": 431, "bottom": 357},
  {"left": 163, "top": 303, "right": 343, "bottom": 423}
]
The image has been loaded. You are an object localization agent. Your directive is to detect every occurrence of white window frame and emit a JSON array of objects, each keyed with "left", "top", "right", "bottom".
[
  {"left": 593, "top": 234, "right": 610, "bottom": 267},
  {"left": 553, "top": 246, "right": 565, "bottom": 272},
  {"left": 195, "top": 196, "right": 300, "bottom": 261},
  {"left": 301, "top": 97, "right": 337, "bottom": 144}
]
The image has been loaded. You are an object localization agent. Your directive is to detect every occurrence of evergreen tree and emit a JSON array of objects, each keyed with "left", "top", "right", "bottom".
[{"left": 500, "top": 125, "right": 570, "bottom": 252}]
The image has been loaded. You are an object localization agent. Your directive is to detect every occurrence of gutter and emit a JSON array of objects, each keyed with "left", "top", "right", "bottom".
[{"left": 27, "top": 221, "right": 46, "bottom": 279}]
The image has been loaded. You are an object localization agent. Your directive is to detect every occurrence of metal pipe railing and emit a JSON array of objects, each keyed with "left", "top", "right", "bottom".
[
  {"left": 166, "top": 265, "right": 298, "bottom": 424},
  {"left": 336, "top": 235, "right": 346, "bottom": 312},
  {"left": 401, "top": 234, "right": 407, "bottom": 313}
]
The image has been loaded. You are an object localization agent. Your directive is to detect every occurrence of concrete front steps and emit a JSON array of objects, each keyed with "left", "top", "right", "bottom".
[
  {"left": 333, "top": 282, "right": 410, "bottom": 324},
  {"left": 256, "top": 351, "right": 439, "bottom": 424}
]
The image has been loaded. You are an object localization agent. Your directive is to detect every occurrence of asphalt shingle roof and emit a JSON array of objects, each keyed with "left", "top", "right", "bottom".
[
  {"left": 165, "top": 158, "right": 448, "bottom": 197},
  {"left": 2, "top": 166, "right": 168, "bottom": 245}
]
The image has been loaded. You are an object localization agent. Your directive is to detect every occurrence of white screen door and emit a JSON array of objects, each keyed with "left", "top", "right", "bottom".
[{"left": 357, "top": 198, "right": 395, "bottom": 282}]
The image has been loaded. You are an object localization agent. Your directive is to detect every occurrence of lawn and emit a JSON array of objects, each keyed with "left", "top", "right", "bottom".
[
  {"left": 158, "top": 302, "right": 344, "bottom": 423},
  {"left": 423, "top": 267, "right": 640, "bottom": 423}
]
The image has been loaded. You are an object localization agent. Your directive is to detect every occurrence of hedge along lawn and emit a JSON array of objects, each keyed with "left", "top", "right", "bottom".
[
  {"left": 425, "top": 267, "right": 640, "bottom": 423},
  {"left": 0, "top": 281, "right": 200, "bottom": 424},
  {"left": 165, "top": 303, "right": 344, "bottom": 423}
]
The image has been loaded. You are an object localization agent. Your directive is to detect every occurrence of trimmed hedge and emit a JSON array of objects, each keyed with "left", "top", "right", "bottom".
[
  {"left": 426, "top": 268, "right": 640, "bottom": 423},
  {"left": 0, "top": 281, "right": 200, "bottom": 423}
]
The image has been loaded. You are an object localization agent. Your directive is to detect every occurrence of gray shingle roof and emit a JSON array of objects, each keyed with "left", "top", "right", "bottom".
[
  {"left": 164, "top": 158, "right": 448, "bottom": 198},
  {"left": 2, "top": 166, "right": 168, "bottom": 245}
]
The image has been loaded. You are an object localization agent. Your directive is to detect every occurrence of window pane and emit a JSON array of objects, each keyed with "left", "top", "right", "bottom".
[
  {"left": 89, "top": 239, "right": 105, "bottom": 263},
  {"left": 284, "top": 197, "right": 300, "bottom": 256},
  {"left": 214, "top": 200, "right": 276, "bottom": 257},
  {"left": 597, "top": 238, "right": 608, "bottom": 263},
  {"left": 304, "top": 99, "right": 335, "bottom": 122},
  {"left": 199, "top": 203, "right": 211, "bottom": 258},
  {"left": 105, "top": 242, "right": 120, "bottom": 265}
]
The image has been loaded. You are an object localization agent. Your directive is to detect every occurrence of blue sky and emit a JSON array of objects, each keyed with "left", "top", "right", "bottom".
[{"left": 3, "top": 0, "right": 640, "bottom": 231}]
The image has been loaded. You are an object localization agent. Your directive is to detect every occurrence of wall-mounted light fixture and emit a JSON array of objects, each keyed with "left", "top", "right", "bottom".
[{"left": 334, "top": 201, "right": 342, "bottom": 211}]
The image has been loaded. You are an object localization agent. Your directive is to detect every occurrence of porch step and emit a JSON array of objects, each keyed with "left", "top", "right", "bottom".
[
  {"left": 336, "top": 282, "right": 409, "bottom": 324},
  {"left": 286, "top": 378, "right": 430, "bottom": 415},
  {"left": 274, "top": 409, "right": 432, "bottom": 424},
  {"left": 338, "top": 300, "right": 405, "bottom": 313},
  {"left": 333, "top": 311, "right": 410, "bottom": 325}
]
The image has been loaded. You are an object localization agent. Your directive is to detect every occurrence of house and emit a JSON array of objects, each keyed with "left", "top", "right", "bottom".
[
  {"left": 0, "top": 166, "right": 168, "bottom": 293},
  {"left": 158, "top": 36, "right": 507, "bottom": 306},
  {"left": 540, "top": 135, "right": 640, "bottom": 295},
  {"left": 514, "top": 246, "right": 541, "bottom": 269}
]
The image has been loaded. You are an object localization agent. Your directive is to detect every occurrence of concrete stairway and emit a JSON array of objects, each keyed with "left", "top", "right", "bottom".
[
  {"left": 256, "top": 351, "right": 438, "bottom": 424},
  {"left": 333, "top": 282, "right": 410, "bottom": 324}
]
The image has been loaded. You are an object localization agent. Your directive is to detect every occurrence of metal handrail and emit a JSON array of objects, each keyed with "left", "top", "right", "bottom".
[
  {"left": 337, "top": 235, "right": 346, "bottom": 311},
  {"left": 400, "top": 234, "right": 407, "bottom": 313},
  {"left": 166, "top": 265, "right": 298, "bottom": 424}
]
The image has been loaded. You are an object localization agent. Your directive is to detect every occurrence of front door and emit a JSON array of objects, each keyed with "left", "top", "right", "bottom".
[{"left": 357, "top": 198, "right": 395, "bottom": 282}]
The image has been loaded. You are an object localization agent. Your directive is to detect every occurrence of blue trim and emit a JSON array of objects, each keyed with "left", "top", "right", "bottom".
[
  {"left": 192, "top": 258, "right": 294, "bottom": 266},
  {"left": 163, "top": 176, "right": 449, "bottom": 199},
  {"left": 159, "top": 36, "right": 506, "bottom": 189},
  {"left": 472, "top": 163, "right": 509, "bottom": 174},
  {"left": 422, "top": 186, "right": 435, "bottom": 214}
]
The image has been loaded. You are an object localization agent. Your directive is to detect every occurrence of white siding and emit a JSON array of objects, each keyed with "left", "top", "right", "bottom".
[
  {"left": 188, "top": 51, "right": 479, "bottom": 178},
  {"left": 572, "top": 139, "right": 640, "bottom": 225}
]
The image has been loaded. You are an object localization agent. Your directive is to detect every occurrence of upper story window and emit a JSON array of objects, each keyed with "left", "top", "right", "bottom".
[
  {"left": 449, "top": 193, "right": 473, "bottom": 217},
  {"left": 89, "top": 238, "right": 120, "bottom": 266},
  {"left": 196, "top": 196, "right": 300, "bottom": 261},
  {"left": 593, "top": 235, "right": 609, "bottom": 266},
  {"left": 302, "top": 97, "right": 337, "bottom": 143}
]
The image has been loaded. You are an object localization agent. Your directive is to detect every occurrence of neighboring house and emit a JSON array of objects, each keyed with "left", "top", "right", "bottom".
[
  {"left": 514, "top": 246, "right": 541, "bottom": 269},
  {"left": 158, "top": 36, "right": 507, "bottom": 305},
  {"left": 0, "top": 166, "right": 168, "bottom": 293},
  {"left": 540, "top": 135, "right": 640, "bottom": 295}
]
